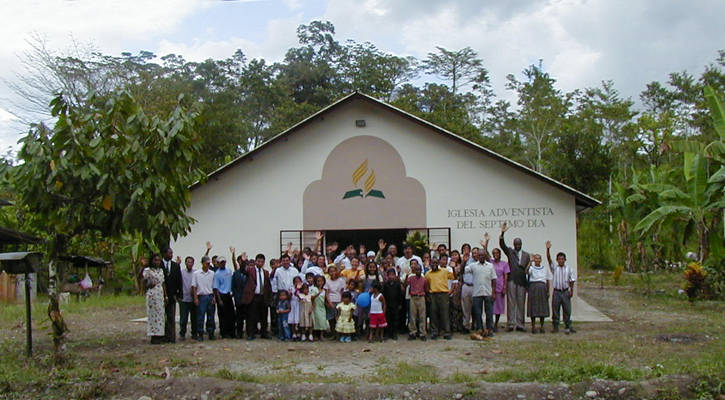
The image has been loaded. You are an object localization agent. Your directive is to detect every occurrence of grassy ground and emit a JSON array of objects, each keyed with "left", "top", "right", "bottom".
[{"left": 0, "top": 269, "right": 723, "bottom": 399}]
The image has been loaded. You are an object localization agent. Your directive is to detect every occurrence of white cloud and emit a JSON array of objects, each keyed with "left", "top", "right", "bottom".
[
  {"left": 156, "top": 14, "right": 303, "bottom": 63},
  {"left": 323, "top": 0, "right": 725, "bottom": 103}
]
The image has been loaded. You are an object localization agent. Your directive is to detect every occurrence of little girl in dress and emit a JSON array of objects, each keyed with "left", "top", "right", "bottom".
[
  {"left": 297, "top": 283, "right": 313, "bottom": 341},
  {"left": 289, "top": 276, "right": 302, "bottom": 341},
  {"left": 335, "top": 291, "right": 356, "bottom": 342}
]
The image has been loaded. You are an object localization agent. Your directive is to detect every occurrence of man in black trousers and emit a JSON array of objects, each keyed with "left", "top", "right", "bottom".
[{"left": 161, "top": 247, "right": 182, "bottom": 343}]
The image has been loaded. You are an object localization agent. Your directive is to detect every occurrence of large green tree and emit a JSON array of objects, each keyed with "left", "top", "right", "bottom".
[{"left": 2, "top": 90, "right": 205, "bottom": 363}]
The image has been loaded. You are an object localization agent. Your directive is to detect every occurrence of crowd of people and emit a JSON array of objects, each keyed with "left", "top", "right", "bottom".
[{"left": 141, "top": 222, "right": 577, "bottom": 345}]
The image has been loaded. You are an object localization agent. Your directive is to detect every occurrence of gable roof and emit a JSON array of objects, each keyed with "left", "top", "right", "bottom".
[{"left": 195, "top": 92, "right": 600, "bottom": 210}]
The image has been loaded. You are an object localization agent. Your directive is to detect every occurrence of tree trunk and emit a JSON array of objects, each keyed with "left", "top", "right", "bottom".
[
  {"left": 618, "top": 220, "right": 635, "bottom": 272},
  {"left": 698, "top": 222, "right": 710, "bottom": 264},
  {"left": 48, "top": 235, "right": 69, "bottom": 365},
  {"left": 47, "top": 259, "right": 68, "bottom": 365}
]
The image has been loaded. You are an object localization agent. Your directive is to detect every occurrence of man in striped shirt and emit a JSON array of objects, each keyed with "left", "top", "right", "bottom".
[{"left": 546, "top": 241, "right": 577, "bottom": 334}]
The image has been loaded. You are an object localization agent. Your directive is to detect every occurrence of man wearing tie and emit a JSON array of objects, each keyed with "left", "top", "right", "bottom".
[
  {"left": 242, "top": 253, "right": 272, "bottom": 340},
  {"left": 499, "top": 222, "right": 531, "bottom": 332},
  {"left": 161, "top": 247, "right": 183, "bottom": 343}
]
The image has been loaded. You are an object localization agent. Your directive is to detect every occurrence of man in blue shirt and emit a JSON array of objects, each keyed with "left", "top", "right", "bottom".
[{"left": 213, "top": 257, "right": 236, "bottom": 339}]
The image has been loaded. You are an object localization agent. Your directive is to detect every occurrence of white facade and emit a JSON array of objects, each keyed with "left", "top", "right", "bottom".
[{"left": 172, "top": 94, "right": 597, "bottom": 278}]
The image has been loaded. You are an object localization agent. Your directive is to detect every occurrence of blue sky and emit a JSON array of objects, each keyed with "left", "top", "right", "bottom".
[{"left": 1, "top": 0, "right": 724, "bottom": 154}]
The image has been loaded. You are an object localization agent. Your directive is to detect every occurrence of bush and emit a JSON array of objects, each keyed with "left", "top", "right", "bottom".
[
  {"left": 703, "top": 258, "right": 725, "bottom": 300},
  {"left": 683, "top": 262, "right": 707, "bottom": 301},
  {"left": 612, "top": 265, "right": 624, "bottom": 286}
]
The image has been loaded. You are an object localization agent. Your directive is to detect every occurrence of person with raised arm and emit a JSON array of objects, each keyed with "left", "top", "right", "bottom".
[
  {"left": 482, "top": 233, "right": 510, "bottom": 333},
  {"left": 230, "top": 247, "right": 248, "bottom": 339},
  {"left": 546, "top": 241, "right": 577, "bottom": 334},
  {"left": 499, "top": 222, "right": 530, "bottom": 332}
]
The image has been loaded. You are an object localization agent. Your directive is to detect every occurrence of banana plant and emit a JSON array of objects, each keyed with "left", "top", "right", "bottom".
[{"left": 635, "top": 152, "right": 724, "bottom": 262}]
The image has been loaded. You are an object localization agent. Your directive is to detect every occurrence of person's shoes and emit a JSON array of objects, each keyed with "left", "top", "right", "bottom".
[
  {"left": 515, "top": 327, "right": 527, "bottom": 332},
  {"left": 505, "top": 327, "right": 514, "bottom": 332},
  {"left": 531, "top": 329, "right": 537, "bottom": 334},
  {"left": 408, "top": 334, "right": 416, "bottom": 341},
  {"left": 552, "top": 326, "right": 559, "bottom": 333},
  {"left": 208, "top": 333, "right": 216, "bottom": 340},
  {"left": 300, "top": 335, "right": 306, "bottom": 341},
  {"left": 420, "top": 336, "right": 427, "bottom": 341},
  {"left": 261, "top": 334, "right": 271, "bottom": 340},
  {"left": 431, "top": 334, "right": 438, "bottom": 340},
  {"left": 308, "top": 334, "right": 314, "bottom": 341},
  {"left": 486, "top": 331, "right": 494, "bottom": 338},
  {"left": 345, "top": 336, "right": 352, "bottom": 343},
  {"left": 461, "top": 328, "right": 471, "bottom": 334},
  {"left": 179, "top": 335, "right": 186, "bottom": 341},
  {"left": 196, "top": 336, "right": 204, "bottom": 342},
  {"left": 392, "top": 333, "right": 398, "bottom": 341},
  {"left": 493, "top": 326, "right": 499, "bottom": 333},
  {"left": 565, "top": 327, "right": 576, "bottom": 334},
  {"left": 443, "top": 335, "right": 452, "bottom": 340}
]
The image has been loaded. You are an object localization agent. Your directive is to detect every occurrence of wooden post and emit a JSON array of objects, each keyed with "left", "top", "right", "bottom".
[{"left": 24, "top": 272, "right": 32, "bottom": 357}]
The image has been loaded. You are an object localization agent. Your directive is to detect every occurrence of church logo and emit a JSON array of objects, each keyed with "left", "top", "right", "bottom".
[{"left": 343, "top": 159, "right": 385, "bottom": 199}]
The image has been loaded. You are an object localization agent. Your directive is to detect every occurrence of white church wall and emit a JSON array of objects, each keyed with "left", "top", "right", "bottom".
[{"left": 172, "top": 99, "right": 579, "bottom": 278}]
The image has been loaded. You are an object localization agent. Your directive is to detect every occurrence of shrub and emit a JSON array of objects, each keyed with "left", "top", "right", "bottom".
[
  {"left": 612, "top": 265, "right": 624, "bottom": 286},
  {"left": 683, "top": 262, "right": 707, "bottom": 301}
]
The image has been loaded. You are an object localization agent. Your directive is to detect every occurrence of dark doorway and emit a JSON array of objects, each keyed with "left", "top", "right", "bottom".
[{"left": 324, "top": 229, "right": 407, "bottom": 257}]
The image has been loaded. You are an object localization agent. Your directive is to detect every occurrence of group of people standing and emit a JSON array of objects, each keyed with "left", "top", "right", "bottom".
[{"left": 141, "top": 222, "right": 577, "bottom": 345}]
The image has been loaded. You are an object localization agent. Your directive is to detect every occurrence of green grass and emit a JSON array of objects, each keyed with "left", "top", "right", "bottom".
[
  {"left": 0, "top": 294, "right": 144, "bottom": 326},
  {"left": 374, "top": 362, "right": 441, "bottom": 384}
]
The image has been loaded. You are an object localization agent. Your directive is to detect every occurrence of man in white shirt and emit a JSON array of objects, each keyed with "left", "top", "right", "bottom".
[
  {"left": 179, "top": 256, "right": 199, "bottom": 341},
  {"left": 192, "top": 256, "right": 216, "bottom": 341},
  {"left": 546, "top": 241, "right": 577, "bottom": 334},
  {"left": 464, "top": 252, "right": 498, "bottom": 336},
  {"left": 334, "top": 245, "right": 356, "bottom": 270},
  {"left": 272, "top": 254, "right": 300, "bottom": 295},
  {"left": 395, "top": 244, "right": 422, "bottom": 334}
]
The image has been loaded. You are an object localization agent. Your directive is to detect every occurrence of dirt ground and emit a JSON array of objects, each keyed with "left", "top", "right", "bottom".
[{"left": 0, "top": 276, "right": 722, "bottom": 400}]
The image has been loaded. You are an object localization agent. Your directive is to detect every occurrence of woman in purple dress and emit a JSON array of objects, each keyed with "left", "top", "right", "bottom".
[{"left": 490, "top": 248, "right": 510, "bottom": 332}]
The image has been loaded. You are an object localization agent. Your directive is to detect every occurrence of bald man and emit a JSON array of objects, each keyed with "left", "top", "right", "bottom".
[{"left": 499, "top": 222, "right": 531, "bottom": 332}]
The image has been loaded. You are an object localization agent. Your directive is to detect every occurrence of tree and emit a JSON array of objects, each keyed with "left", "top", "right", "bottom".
[
  {"left": 506, "top": 62, "right": 572, "bottom": 173},
  {"left": 423, "top": 46, "right": 488, "bottom": 95},
  {"left": 635, "top": 153, "right": 723, "bottom": 263},
  {"left": 1, "top": 90, "right": 205, "bottom": 363},
  {"left": 339, "top": 40, "right": 418, "bottom": 101}
]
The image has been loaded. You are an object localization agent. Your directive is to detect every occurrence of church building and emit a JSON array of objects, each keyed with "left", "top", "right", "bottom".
[{"left": 172, "top": 92, "right": 599, "bottom": 278}]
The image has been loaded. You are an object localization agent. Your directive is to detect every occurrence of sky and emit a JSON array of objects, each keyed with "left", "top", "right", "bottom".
[{"left": 1, "top": 0, "right": 724, "bottom": 154}]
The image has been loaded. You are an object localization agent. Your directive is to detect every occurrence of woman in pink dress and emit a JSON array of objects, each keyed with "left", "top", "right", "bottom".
[{"left": 490, "top": 248, "right": 510, "bottom": 332}]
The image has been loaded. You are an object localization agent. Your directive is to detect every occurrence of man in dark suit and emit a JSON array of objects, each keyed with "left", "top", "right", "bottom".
[
  {"left": 231, "top": 247, "right": 248, "bottom": 339},
  {"left": 242, "top": 253, "right": 272, "bottom": 340},
  {"left": 161, "top": 247, "right": 183, "bottom": 343},
  {"left": 499, "top": 222, "right": 531, "bottom": 332}
]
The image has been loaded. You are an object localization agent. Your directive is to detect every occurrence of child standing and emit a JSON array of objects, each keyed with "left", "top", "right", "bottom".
[
  {"left": 311, "top": 275, "right": 329, "bottom": 341},
  {"left": 335, "top": 292, "right": 356, "bottom": 342},
  {"left": 289, "top": 276, "right": 302, "bottom": 341},
  {"left": 382, "top": 268, "right": 404, "bottom": 340},
  {"left": 526, "top": 254, "right": 553, "bottom": 334},
  {"left": 406, "top": 260, "right": 429, "bottom": 340},
  {"left": 297, "top": 283, "right": 313, "bottom": 341},
  {"left": 546, "top": 241, "right": 576, "bottom": 334},
  {"left": 368, "top": 281, "right": 387, "bottom": 343},
  {"left": 276, "top": 290, "right": 291, "bottom": 341}
]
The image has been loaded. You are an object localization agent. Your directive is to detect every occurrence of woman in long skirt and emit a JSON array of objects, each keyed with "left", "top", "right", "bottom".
[
  {"left": 491, "top": 249, "right": 510, "bottom": 332},
  {"left": 526, "top": 254, "right": 552, "bottom": 334},
  {"left": 143, "top": 254, "right": 167, "bottom": 344}
]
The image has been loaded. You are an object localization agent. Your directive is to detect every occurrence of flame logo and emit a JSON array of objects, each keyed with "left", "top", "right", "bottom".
[
  {"left": 343, "top": 159, "right": 385, "bottom": 200},
  {"left": 352, "top": 159, "right": 368, "bottom": 186},
  {"left": 365, "top": 169, "right": 376, "bottom": 193}
]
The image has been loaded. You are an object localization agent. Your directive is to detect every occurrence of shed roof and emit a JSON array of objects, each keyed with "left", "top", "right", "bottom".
[
  {"left": 0, "top": 226, "right": 45, "bottom": 245},
  {"left": 196, "top": 92, "right": 600, "bottom": 210},
  {"left": 59, "top": 255, "right": 111, "bottom": 267}
]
